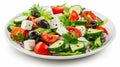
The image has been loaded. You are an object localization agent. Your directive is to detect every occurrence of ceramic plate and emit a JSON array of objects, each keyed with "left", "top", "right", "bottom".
[{"left": 6, "top": 6, "right": 116, "bottom": 60}]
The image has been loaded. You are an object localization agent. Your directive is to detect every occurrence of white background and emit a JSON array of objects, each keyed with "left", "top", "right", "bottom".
[{"left": 0, "top": 0, "right": 120, "bottom": 67}]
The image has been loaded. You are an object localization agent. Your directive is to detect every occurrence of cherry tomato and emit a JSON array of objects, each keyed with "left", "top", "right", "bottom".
[
  {"left": 66, "top": 26, "right": 81, "bottom": 38},
  {"left": 28, "top": 16, "right": 36, "bottom": 21},
  {"left": 41, "top": 33, "right": 59, "bottom": 44},
  {"left": 28, "top": 16, "right": 38, "bottom": 28},
  {"left": 10, "top": 27, "right": 27, "bottom": 38},
  {"left": 68, "top": 10, "right": 79, "bottom": 21},
  {"left": 32, "top": 22, "right": 38, "bottom": 28},
  {"left": 81, "top": 11, "right": 96, "bottom": 22},
  {"left": 95, "top": 26, "right": 108, "bottom": 35},
  {"left": 34, "top": 42, "right": 50, "bottom": 55},
  {"left": 51, "top": 6, "right": 64, "bottom": 14}
]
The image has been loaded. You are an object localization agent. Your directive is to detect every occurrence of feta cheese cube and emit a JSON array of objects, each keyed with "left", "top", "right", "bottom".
[
  {"left": 48, "top": 18, "right": 61, "bottom": 29},
  {"left": 21, "top": 20, "right": 33, "bottom": 30},
  {"left": 56, "top": 26, "right": 68, "bottom": 35},
  {"left": 48, "top": 14, "right": 62, "bottom": 29},
  {"left": 23, "top": 40, "right": 35, "bottom": 50}
]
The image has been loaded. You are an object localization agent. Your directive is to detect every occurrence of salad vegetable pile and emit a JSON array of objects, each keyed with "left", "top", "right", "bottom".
[{"left": 7, "top": 4, "right": 108, "bottom": 56}]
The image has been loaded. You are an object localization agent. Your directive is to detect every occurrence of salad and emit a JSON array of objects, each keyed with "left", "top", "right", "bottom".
[{"left": 7, "top": 4, "right": 108, "bottom": 56}]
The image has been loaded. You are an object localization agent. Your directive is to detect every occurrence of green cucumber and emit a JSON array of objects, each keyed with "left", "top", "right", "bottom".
[
  {"left": 70, "top": 19, "right": 86, "bottom": 26},
  {"left": 49, "top": 40, "right": 65, "bottom": 53},
  {"left": 7, "top": 25, "right": 15, "bottom": 32},
  {"left": 86, "top": 28, "right": 103, "bottom": 40},
  {"left": 7, "top": 20, "right": 16, "bottom": 32},
  {"left": 14, "top": 16, "right": 28, "bottom": 23},
  {"left": 69, "top": 5, "right": 82, "bottom": 14},
  {"left": 75, "top": 20, "right": 86, "bottom": 25},
  {"left": 13, "top": 16, "right": 28, "bottom": 27},
  {"left": 34, "top": 28, "right": 51, "bottom": 35},
  {"left": 62, "top": 44, "right": 70, "bottom": 52},
  {"left": 65, "top": 44, "right": 70, "bottom": 49},
  {"left": 70, "top": 41, "right": 85, "bottom": 52}
]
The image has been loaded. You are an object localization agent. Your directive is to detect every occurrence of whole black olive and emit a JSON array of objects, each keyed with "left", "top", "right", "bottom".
[
  {"left": 31, "top": 10, "right": 40, "bottom": 18},
  {"left": 36, "top": 19, "right": 50, "bottom": 28},
  {"left": 88, "top": 21, "right": 97, "bottom": 28},
  {"left": 28, "top": 31, "right": 38, "bottom": 39}
]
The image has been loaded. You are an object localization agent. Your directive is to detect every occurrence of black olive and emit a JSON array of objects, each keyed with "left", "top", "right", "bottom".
[
  {"left": 28, "top": 31, "right": 38, "bottom": 39},
  {"left": 88, "top": 21, "right": 97, "bottom": 28},
  {"left": 36, "top": 19, "right": 50, "bottom": 28},
  {"left": 31, "top": 10, "right": 40, "bottom": 18}
]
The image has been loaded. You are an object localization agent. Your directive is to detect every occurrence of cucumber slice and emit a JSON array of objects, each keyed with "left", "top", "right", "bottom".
[
  {"left": 65, "top": 44, "right": 70, "bottom": 49},
  {"left": 69, "top": 5, "right": 82, "bottom": 14},
  {"left": 13, "top": 16, "right": 28, "bottom": 27},
  {"left": 14, "top": 16, "right": 28, "bottom": 23},
  {"left": 70, "top": 41, "right": 85, "bottom": 52},
  {"left": 75, "top": 20, "right": 86, "bottom": 25},
  {"left": 49, "top": 40, "right": 65, "bottom": 53},
  {"left": 62, "top": 44, "right": 70, "bottom": 52},
  {"left": 34, "top": 28, "right": 51, "bottom": 35},
  {"left": 86, "top": 28, "right": 103, "bottom": 40},
  {"left": 7, "top": 25, "right": 15, "bottom": 32}
]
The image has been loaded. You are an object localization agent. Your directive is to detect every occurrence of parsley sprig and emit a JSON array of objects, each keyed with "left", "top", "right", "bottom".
[{"left": 62, "top": 34, "right": 78, "bottom": 44}]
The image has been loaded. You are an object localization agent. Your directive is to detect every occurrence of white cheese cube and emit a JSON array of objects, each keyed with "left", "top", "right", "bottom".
[
  {"left": 23, "top": 40, "right": 35, "bottom": 50},
  {"left": 48, "top": 14, "right": 63, "bottom": 29},
  {"left": 21, "top": 20, "right": 33, "bottom": 30},
  {"left": 48, "top": 18, "right": 61, "bottom": 29},
  {"left": 56, "top": 26, "right": 68, "bottom": 35}
]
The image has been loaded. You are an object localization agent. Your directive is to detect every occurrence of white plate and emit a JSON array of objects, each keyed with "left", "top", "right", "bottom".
[{"left": 5, "top": 8, "right": 116, "bottom": 60}]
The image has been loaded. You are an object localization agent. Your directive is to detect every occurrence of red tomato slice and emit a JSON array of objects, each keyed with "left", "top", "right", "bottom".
[
  {"left": 51, "top": 6, "right": 64, "bottom": 14},
  {"left": 95, "top": 26, "right": 108, "bottom": 35},
  {"left": 34, "top": 42, "right": 50, "bottom": 55},
  {"left": 41, "top": 33, "right": 59, "bottom": 44},
  {"left": 68, "top": 10, "right": 79, "bottom": 21},
  {"left": 10, "top": 27, "right": 27, "bottom": 38},
  {"left": 66, "top": 26, "right": 81, "bottom": 38},
  {"left": 81, "top": 11, "right": 96, "bottom": 22}
]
